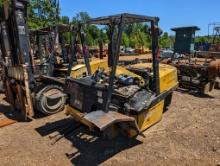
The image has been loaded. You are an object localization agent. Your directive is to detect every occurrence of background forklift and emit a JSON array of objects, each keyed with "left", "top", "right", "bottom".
[
  {"left": 0, "top": 0, "right": 73, "bottom": 119},
  {"left": 29, "top": 24, "right": 78, "bottom": 77},
  {"left": 64, "top": 13, "right": 178, "bottom": 138}
]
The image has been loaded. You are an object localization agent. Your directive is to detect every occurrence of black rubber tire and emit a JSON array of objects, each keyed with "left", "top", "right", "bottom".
[
  {"left": 163, "top": 93, "right": 173, "bottom": 113},
  {"left": 35, "top": 84, "right": 65, "bottom": 115}
]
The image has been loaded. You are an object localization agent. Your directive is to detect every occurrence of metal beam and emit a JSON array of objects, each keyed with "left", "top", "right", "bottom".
[{"left": 151, "top": 21, "right": 160, "bottom": 95}]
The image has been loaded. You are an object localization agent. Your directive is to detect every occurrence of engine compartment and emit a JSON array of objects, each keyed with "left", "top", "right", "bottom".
[{"left": 65, "top": 68, "right": 154, "bottom": 115}]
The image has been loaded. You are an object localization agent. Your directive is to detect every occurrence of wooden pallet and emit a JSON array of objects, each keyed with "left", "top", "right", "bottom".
[{"left": 0, "top": 113, "right": 16, "bottom": 128}]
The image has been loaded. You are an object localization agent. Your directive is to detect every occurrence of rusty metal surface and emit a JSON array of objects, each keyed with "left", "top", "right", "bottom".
[
  {"left": 173, "top": 60, "right": 218, "bottom": 80},
  {"left": 7, "top": 66, "right": 24, "bottom": 80},
  {"left": 23, "top": 64, "right": 34, "bottom": 118},
  {"left": 161, "top": 58, "right": 219, "bottom": 92},
  {"left": 86, "top": 13, "right": 159, "bottom": 25},
  {"left": 84, "top": 110, "right": 138, "bottom": 131}
]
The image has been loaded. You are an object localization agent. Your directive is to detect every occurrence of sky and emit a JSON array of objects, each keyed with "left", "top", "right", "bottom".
[{"left": 60, "top": 0, "right": 220, "bottom": 36}]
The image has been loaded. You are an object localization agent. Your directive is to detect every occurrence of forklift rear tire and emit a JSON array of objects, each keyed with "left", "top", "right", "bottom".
[
  {"left": 35, "top": 85, "right": 65, "bottom": 115},
  {"left": 163, "top": 93, "right": 173, "bottom": 112}
]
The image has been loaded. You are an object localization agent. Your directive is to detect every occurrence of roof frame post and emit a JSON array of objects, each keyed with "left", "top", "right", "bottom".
[
  {"left": 68, "top": 24, "right": 79, "bottom": 75},
  {"left": 151, "top": 20, "right": 160, "bottom": 95},
  {"left": 105, "top": 15, "right": 125, "bottom": 112},
  {"left": 79, "top": 23, "right": 92, "bottom": 76}
]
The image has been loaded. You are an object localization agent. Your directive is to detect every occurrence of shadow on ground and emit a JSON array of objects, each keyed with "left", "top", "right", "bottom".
[
  {"left": 176, "top": 88, "right": 214, "bottom": 98},
  {"left": 0, "top": 103, "right": 34, "bottom": 122},
  {"left": 0, "top": 99, "right": 27, "bottom": 121},
  {"left": 0, "top": 94, "right": 53, "bottom": 121},
  {"left": 36, "top": 118, "right": 142, "bottom": 166}
]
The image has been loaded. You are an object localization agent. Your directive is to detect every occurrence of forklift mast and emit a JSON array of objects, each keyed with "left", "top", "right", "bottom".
[
  {"left": 151, "top": 20, "right": 160, "bottom": 95},
  {"left": 0, "top": 0, "right": 67, "bottom": 119},
  {"left": 0, "top": 21, "right": 12, "bottom": 66},
  {"left": 4, "top": 0, "right": 33, "bottom": 79}
]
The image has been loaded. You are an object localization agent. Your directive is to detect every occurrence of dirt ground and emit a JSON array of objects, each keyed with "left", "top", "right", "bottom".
[{"left": 0, "top": 89, "right": 220, "bottom": 166}]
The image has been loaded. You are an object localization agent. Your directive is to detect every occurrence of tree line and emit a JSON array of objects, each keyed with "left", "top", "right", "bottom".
[{"left": 0, "top": 0, "right": 173, "bottom": 49}]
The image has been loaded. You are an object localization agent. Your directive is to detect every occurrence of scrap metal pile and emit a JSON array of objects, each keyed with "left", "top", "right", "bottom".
[
  {"left": 162, "top": 58, "right": 218, "bottom": 93},
  {"left": 160, "top": 26, "right": 220, "bottom": 93}
]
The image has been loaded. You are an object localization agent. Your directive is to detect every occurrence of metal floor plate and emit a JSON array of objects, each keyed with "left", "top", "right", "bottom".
[{"left": 84, "top": 110, "right": 136, "bottom": 131}]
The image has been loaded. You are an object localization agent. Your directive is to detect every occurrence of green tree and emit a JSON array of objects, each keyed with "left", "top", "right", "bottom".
[
  {"left": 72, "top": 12, "right": 92, "bottom": 45},
  {"left": 71, "top": 12, "right": 108, "bottom": 46},
  {"left": 28, "top": 0, "right": 60, "bottom": 29},
  {"left": 71, "top": 12, "right": 90, "bottom": 25},
  {"left": 122, "top": 23, "right": 151, "bottom": 50},
  {"left": 60, "top": 16, "right": 69, "bottom": 24},
  {"left": 122, "top": 32, "right": 130, "bottom": 47},
  {"left": 195, "top": 36, "right": 209, "bottom": 43},
  {"left": 159, "top": 32, "right": 172, "bottom": 48},
  {"left": 98, "top": 29, "right": 108, "bottom": 44},
  {"left": 169, "top": 35, "right": 175, "bottom": 48}
]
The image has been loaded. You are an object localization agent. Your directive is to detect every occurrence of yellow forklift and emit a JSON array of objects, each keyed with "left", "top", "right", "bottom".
[{"left": 64, "top": 13, "right": 178, "bottom": 137}]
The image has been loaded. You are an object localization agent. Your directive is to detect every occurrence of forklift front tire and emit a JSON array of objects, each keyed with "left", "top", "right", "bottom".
[{"left": 35, "top": 85, "right": 66, "bottom": 115}]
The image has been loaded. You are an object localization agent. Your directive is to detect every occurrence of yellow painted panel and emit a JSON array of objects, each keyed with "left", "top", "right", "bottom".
[
  {"left": 65, "top": 105, "right": 93, "bottom": 128},
  {"left": 70, "top": 59, "right": 145, "bottom": 86},
  {"left": 137, "top": 100, "right": 164, "bottom": 131},
  {"left": 67, "top": 60, "right": 178, "bottom": 136},
  {"left": 128, "top": 63, "right": 178, "bottom": 92}
]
